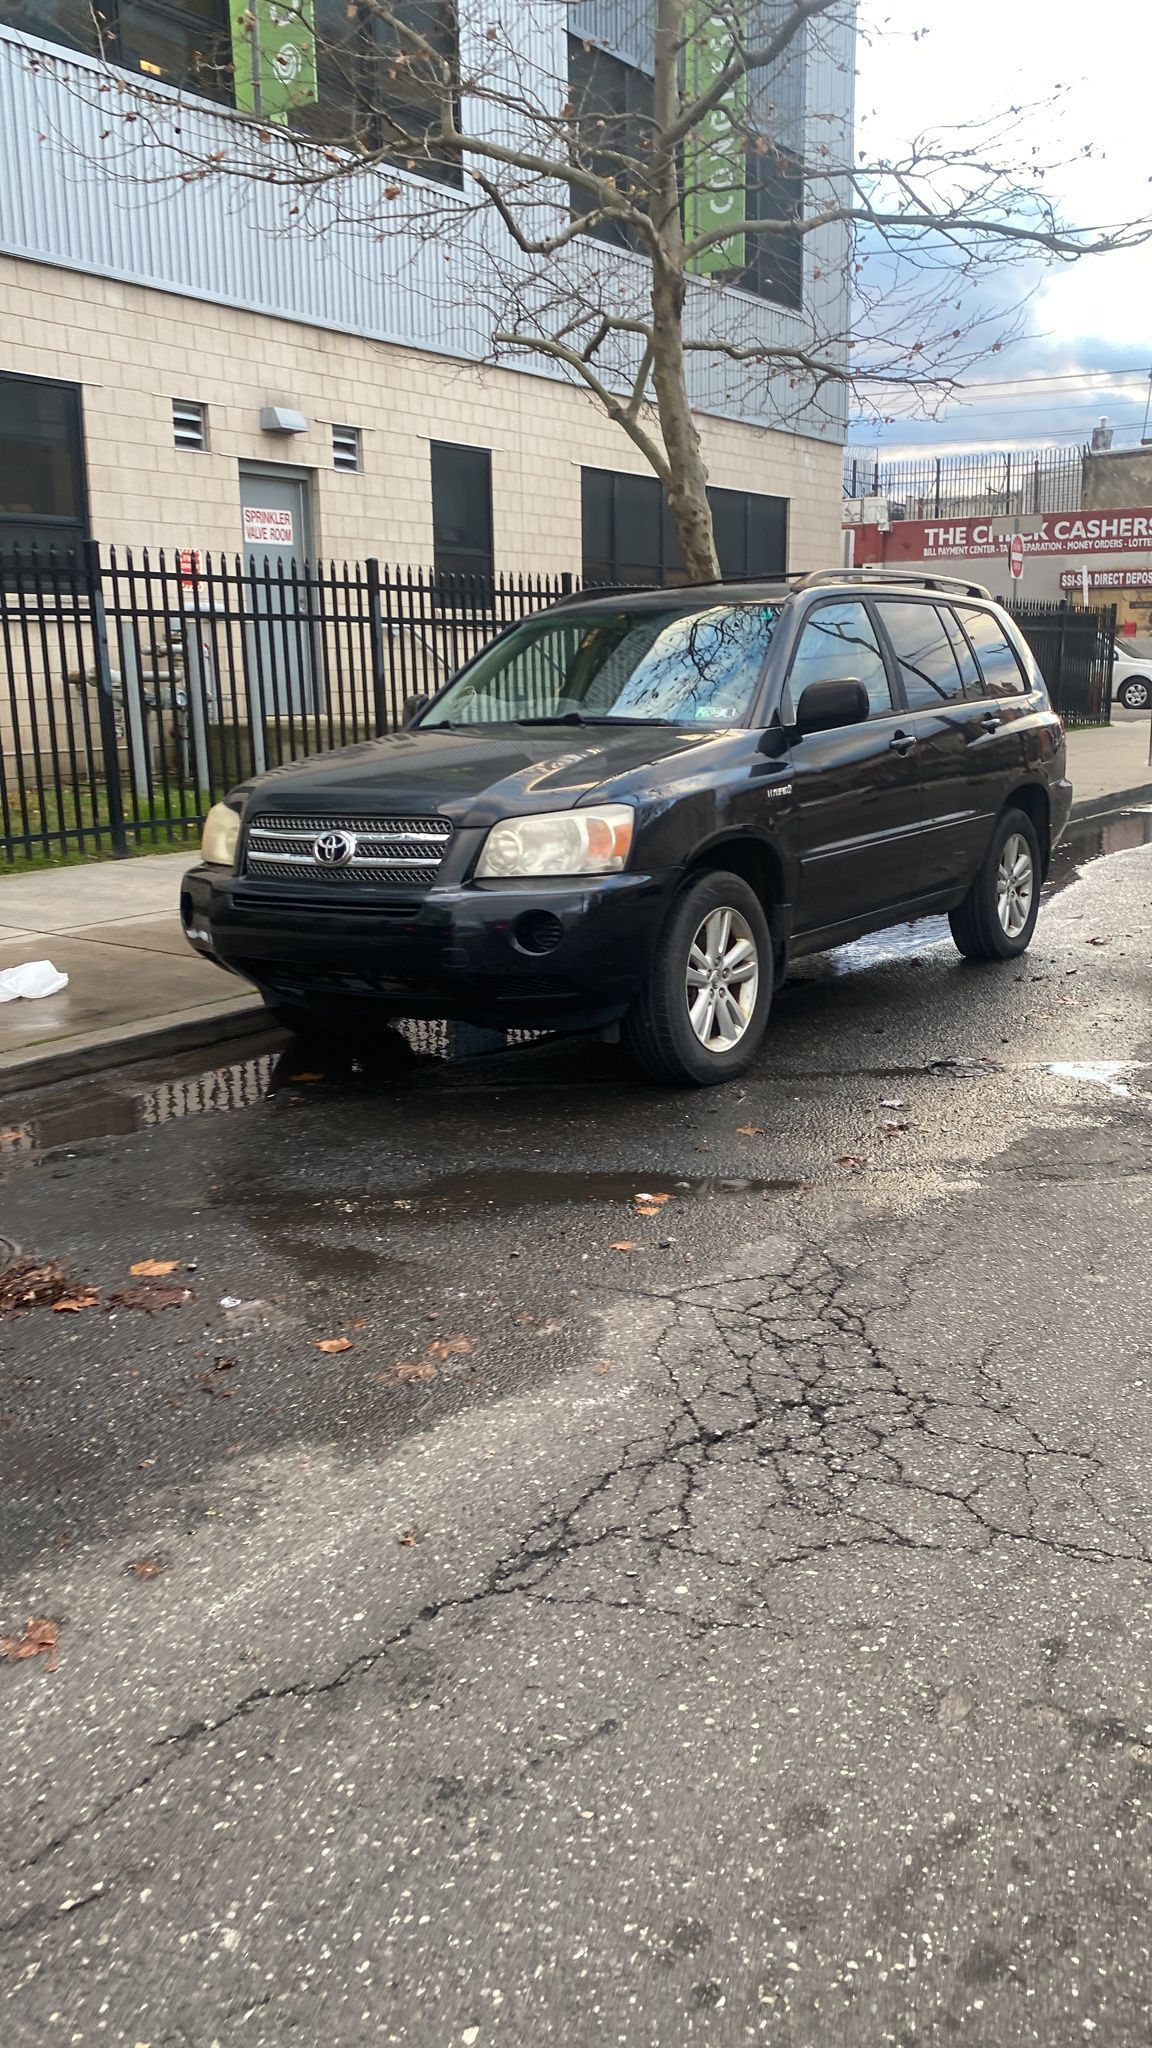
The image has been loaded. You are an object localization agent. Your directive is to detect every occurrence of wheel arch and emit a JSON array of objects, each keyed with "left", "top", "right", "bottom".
[
  {"left": 1003, "top": 782, "right": 1051, "bottom": 877},
  {"left": 682, "top": 832, "right": 791, "bottom": 970}
]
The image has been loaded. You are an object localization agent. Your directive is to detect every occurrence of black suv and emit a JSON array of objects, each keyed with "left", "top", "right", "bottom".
[{"left": 183, "top": 569, "right": 1072, "bottom": 1086}]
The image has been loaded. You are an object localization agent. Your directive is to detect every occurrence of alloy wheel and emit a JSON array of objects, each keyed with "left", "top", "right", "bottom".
[
  {"left": 685, "top": 906, "right": 759, "bottom": 1051},
  {"left": 996, "top": 832, "right": 1034, "bottom": 939}
]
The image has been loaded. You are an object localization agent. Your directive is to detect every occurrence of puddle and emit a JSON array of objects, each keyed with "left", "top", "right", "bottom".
[
  {"left": 332, "top": 1170, "right": 800, "bottom": 1214},
  {"left": 1047, "top": 807, "right": 1152, "bottom": 895},
  {"left": 1045, "top": 1060, "right": 1138, "bottom": 1098}
]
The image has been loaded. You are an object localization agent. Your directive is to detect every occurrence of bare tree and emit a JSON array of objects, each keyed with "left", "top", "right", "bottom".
[{"left": 44, "top": 0, "right": 1152, "bottom": 578}]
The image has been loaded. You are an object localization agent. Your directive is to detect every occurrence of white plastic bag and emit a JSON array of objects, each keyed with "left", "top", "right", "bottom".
[{"left": 0, "top": 960, "right": 69, "bottom": 1003}]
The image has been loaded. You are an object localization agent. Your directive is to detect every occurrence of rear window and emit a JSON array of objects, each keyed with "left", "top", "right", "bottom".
[
  {"left": 956, "top": 606, "right": 1030, "bottom": 699},
  {"left": 877, "top": 600, "right": 966, "bottom": 710}
]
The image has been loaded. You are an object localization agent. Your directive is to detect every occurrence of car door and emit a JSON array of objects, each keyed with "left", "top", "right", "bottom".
[
  {"left": 783, "top": 598, "right": 923, "bottom": 933},
  {"left": 873, "top": 598, "right": 1026, "bottom": 893}
]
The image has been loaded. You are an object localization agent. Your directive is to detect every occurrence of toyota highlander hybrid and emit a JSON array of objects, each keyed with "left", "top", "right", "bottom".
[{"left": 182, "top": 569, "right": 1072, "bottom": 1086}]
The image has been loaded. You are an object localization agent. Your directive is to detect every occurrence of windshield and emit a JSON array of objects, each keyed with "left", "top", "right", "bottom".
[{"left": 420, "top": 605, "right": 782, "bottom": 729}]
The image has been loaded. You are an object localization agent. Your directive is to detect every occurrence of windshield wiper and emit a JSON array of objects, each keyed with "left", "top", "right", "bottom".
[{"left": 515, "top": 713, "right": 674, "bottom": 728}]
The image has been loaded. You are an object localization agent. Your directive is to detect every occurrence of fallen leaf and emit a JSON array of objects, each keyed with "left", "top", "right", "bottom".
[
  {"left": 0, "top": 1616, "right": 59, "bottom": 1671},
  {"left": 426, "top": 1334, "right": 473, "bottom": 1360},
  {"left": 52, "top": 1291, "right": 101, "bottom": 1313},
  {"left": 1, "top": 1259, "right": 96, "bottom": 1319},
  {"left": 513, "top": 1312, "right": 536, "bottom": 1326},
  {"left": 838, "top": 1155, "right": 868, "bottom": 1170},
  {"left": 595, "top": 1361, "right": 612, "bottom": 1375},
  {"left": 129, "top": 1259, "right": 180, "bottom": 1277},
  {"left": 634, "top": 1204, "right": 662, "bottom": 1218},
  {"left": 127, "top": 1559, "right": 165, "bottom": 1579},
  {"left": 393, "top": 1358, "right": 439, "bottom": 1383},
  {"left": 633, "top": 1191, "right": 672, "bottom": 1206},
  {"left": 397, "top": 1527, "right": 422, "bottom": 1546},
  {"left": 107, "top": 1283, "right": 189, "bottom": 1312},
  {"left": 735, "top": 1124, "right": 766, "bottom": 1137},
  {"left": 315, "top": 1336, "right": 354, "bottom": 1354},
  {"left": 288, "top": 1071, "right": 325, "bottom": 1082},
  {"left": 609, "top": 1241, "right": 640, "bottom": 1253}
]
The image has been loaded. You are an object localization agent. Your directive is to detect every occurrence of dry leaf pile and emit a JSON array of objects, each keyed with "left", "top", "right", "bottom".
[{"left": 0, "top": 1617, "right": 59, "bottom": 1671}]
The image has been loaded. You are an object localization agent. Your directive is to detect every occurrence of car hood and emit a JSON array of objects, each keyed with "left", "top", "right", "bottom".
[{"left": 243, "top": 723, "right": 731, "bottom": 823}]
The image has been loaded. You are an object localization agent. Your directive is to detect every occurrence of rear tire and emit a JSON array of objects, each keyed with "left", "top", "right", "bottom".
[
  {"left": 624, "top": 871, "right": 773, "bottom": 1086},
  {"left": 949, "top": 807, "right": 1041, "bottom": 961},
  {"left": 1118, "top": 677, "right": 1151, "bottom": 711}
]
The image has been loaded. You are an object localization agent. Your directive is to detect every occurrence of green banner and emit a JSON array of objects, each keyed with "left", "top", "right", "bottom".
[
  {"left": 684, "top": 10, "right": 746, "bottom": 274},
  {"left": 232, "top": 0, "right": 318, "bottom": 124}
]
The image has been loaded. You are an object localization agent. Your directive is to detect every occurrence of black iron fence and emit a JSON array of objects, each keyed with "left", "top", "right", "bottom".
[
  {"left": 845, "top": 445, "right": 1084, "bottom": 519},
  {"left": 0, "top": 547, "right": 1118, "bottom": 868},
  {"left": 997, "top": 596, "right": 1116, "bottom": 726},
  {"left": 0, "top": 544, "right": 572, "bottom": 866}
]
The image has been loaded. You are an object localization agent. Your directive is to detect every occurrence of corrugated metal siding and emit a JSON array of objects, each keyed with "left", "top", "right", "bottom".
[{"left": 0, "top": 24, "right": 849, "bottom": 442}]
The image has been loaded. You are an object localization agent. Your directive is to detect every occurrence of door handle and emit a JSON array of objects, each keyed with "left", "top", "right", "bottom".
[
  {"left": 981, "top": 710, "right": 1002, "bottom": 733},
  {"left": 889, "top": 730, "right": 916, "bottom": 756}
]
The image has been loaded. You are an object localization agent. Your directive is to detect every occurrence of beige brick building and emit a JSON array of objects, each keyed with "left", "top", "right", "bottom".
[
  {"left": 1, "top": 256, "right": 843, "bottom": 575},
  {"left": 0, "top": 7, "right": 853, "bottom": 585}
]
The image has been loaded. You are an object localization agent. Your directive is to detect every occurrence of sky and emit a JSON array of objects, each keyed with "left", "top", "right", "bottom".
[{"left": 850, "top": 0, "right": 1152, "bottom": 457}]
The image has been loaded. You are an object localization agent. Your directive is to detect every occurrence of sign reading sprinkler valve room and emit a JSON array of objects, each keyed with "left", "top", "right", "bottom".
[{"left": 242, "top": 507, "right": 293, "bottom": 546}]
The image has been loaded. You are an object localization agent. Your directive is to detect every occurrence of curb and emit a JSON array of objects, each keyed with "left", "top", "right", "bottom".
[
  {"left": 1069, "top": 782, "right": 1152, "bottom": 822},
  {"left": 0, "top": 997, "right": 276, "bottom": 1098}
]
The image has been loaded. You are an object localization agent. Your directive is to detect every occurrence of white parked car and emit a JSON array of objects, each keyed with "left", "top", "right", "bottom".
[{"left": 1113, "top": 640, "right": 1152, "bottom": 710}]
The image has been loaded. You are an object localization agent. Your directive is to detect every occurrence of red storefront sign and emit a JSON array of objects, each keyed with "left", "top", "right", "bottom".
[{"left": 850, "top": 508, "right": 1152, "bottom": 564}]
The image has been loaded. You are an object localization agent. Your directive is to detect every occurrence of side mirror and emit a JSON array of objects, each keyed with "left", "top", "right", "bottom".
[
  {"left": 793, "top": 677, "right": 870, "bottom": 737},
  {"left": 401, "top": 692, "right": 430, "bottom": 728}
]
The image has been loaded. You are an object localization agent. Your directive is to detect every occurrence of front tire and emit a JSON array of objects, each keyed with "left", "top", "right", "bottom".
[
  {"left": 624, "top": 871, "right": 773, "bottom": 1086},
  {"left": 949, "top": 807, "right": 1042, "bottom": 961},
  {"left": 1118, "top": 677, "right": 1151, "bottom": 711}
]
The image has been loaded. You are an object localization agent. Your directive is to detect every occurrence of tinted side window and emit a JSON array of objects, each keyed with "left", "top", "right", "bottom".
[
  {"left": 878, "top": 601, "right": 965, "bottom": 710},
  {"left": 788, "top": 601, "right": 893, "bottom": 718},
  {"left": 957, "top": 606, "right": 1029, "bottom": 699},
  {"left": 939, "top": 606, "right": 985, "bottom": 697}
]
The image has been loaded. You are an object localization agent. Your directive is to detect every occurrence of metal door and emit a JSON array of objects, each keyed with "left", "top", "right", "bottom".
[{"left": 238, "top": 464, "right": 314, "bottom": 729}]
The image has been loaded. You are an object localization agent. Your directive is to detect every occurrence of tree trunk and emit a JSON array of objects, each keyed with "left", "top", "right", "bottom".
[{"left": 650, "top": 0, "right": 719, "bottom": 584}]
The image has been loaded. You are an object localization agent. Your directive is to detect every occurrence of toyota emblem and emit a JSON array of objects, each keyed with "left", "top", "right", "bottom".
[{"left": 313, "top": 829, "right": 357, "bottom": 867}]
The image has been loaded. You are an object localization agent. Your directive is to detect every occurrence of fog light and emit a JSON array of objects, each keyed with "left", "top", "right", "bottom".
[{"left": 512, "top": 910, "right": 564, "bottom": 956}]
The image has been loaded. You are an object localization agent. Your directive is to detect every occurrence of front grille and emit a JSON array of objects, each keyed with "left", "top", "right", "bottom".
[{"left": 244, "top": 813, "right": 452, "bottom": 886}]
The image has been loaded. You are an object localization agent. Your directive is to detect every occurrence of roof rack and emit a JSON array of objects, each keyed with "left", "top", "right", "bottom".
[{"left": 793, "top": 567, "right": 992, "bottom": 600}]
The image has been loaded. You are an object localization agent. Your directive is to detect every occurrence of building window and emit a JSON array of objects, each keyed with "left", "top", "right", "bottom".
[
  {"left": 566, "top": 37, "right": 653, "bottom": 248},
  {"left": 581, "top": 468, "right": 788, "bottom": 587},
  {"left": 0, "top": 0, "right": 459, "bottom": 178},
  {"left": 293, "top": 0, "right": 462, "bottom": 187},
  {"left": 730, "top": 146, "right": 805, "bottom": 311},
  {"left": 431, "top": 442, "right": 493, "bottom": 583},
  {"left": 0, "top": 0, "right": 236, "bottom": 104},
  {"left": 331, "top": 424, "right": 362, "bottom": 473},
  {"left": 171, "top": 398, "right": 207, "bottom": 451},
  {"left": 0, "top": 371, "right": 88, "bottom": 560}
]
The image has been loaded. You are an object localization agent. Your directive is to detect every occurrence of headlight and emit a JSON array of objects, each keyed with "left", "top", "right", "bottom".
[
  {"left": 201, "top": 800, "right": 242, "bottom": 868},
  {"left": 476, "top": 805, "right": 634, "bottom": 879}
]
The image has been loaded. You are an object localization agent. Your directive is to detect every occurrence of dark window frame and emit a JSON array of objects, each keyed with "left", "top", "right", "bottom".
[
  {"left": 873, "top": 596, "right": 970, "bottom": 713},
  {"left": 581, "top": 466, "right": 788, "bottom": 589},
  {"left": 0, "top": 0, "right": 463, "bottom": 185},
  {"left": 781, "top": 596, "right": 896, "bottom": 724},
  {"left": 955, "top": 603, "right": 1031, "bottom": 699},
  {"left": 0, "top": 367, "right": 89, "bottom": 562},
  {"left": 431, "top": 440, "right": 493, "bottom": 586},
  {"left": 566, "top": 35, "right": 653, "bottom": 251}
]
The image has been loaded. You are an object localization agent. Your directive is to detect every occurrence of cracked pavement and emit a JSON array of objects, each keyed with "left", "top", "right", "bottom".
[{"left": 1, "top": 828, "right": 1151, "bottom": 2045}]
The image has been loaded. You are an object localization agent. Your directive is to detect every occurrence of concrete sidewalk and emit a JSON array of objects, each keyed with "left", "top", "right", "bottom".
[
  {"left": 0, "top": 713, "right": 1148, "bottom": 1091},
  {"left": 0, "top": 851, "right": 261, "bottom": 1089}
]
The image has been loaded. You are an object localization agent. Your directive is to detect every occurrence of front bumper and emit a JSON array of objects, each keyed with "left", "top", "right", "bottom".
[{"left": 180, "top": 865, "right": 675, "bottom": 1031}]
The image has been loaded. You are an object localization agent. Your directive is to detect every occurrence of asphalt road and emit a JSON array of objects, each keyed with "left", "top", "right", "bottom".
[{"left": 2, "top": 811, "right": 1152, "bottom": 2048}]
